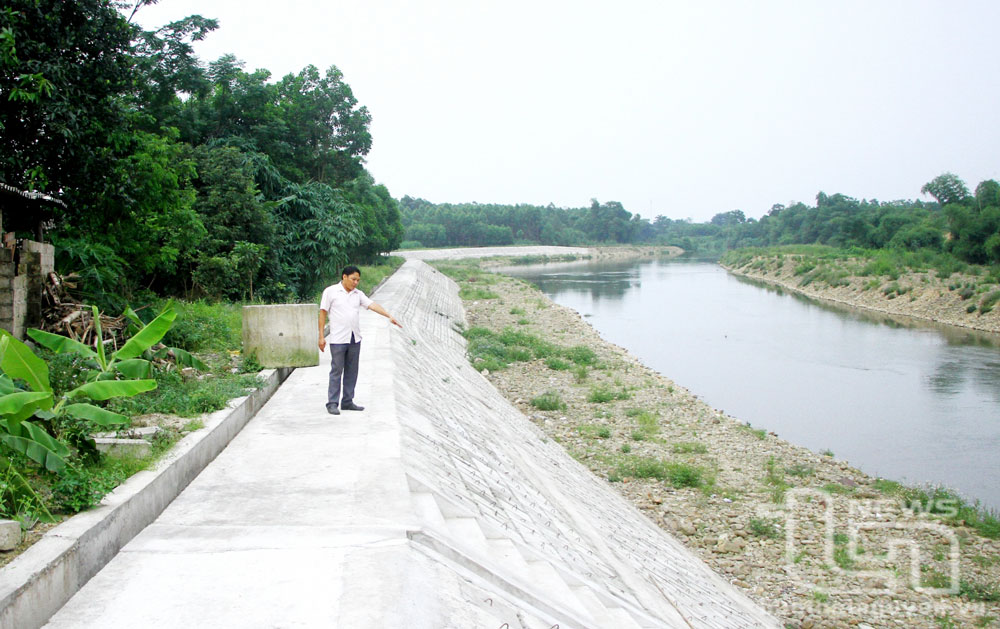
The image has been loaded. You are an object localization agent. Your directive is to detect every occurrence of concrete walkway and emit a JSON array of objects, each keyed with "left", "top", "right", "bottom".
[{"left": 45, "top": 260, "right": 779, "bottom": 628}]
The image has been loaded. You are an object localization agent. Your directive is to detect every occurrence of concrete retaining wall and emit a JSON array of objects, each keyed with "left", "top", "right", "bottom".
[{"left": 242, "top": 304, "right": 319, "bottom": 368}]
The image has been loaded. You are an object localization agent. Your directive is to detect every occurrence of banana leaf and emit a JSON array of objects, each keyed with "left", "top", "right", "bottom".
[
  {"left": 0, "top": 374, "right": 15, "bottom": 395},
  {"left": 0, "top": 331, "right": 52, "bottom": 396},
  {"left": 26, "top": 328, "right": 98, "bottom": 361},
  {"left": 114, "top": 358, "right": 153, "bottom": 379},
  {"left": 63, "top": 403, "right": 128, "bottom": 426},
  {"left": 92, "top": 305, "right": 107, "bottom": 370},
  {"left": 153, "top": 347, "right": 209, "bottom": 371},
  {"left": 0, "top": 391, "right": 53, "bottom": 416},
  {"left": 112, "top": 307, "right": 177, "bottom": 362},
  {"left": 69, "top": 379, "right": 157, "bottom": 401},
  {"left": 0, "top": 422, "right": 69, "bottom": 472}
]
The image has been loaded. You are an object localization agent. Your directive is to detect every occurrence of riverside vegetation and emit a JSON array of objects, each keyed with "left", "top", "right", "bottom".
[{"left": 437, "top": 254, "right": 1000, "bottom": 629}]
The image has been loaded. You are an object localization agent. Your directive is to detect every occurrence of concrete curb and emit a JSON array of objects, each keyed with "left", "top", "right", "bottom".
[{"left": 0, "top": 367, "right": 293, "bottom": 629}]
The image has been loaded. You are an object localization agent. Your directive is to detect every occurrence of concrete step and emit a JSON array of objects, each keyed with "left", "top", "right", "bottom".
[
  {"left": 444, "top": 516, "right": 493, "bottom": 559},
  {"left": 485, "top": 537, "right": 534, "bottom": 577},
  {"left": 411, "top": 491, "right": 448, "bottom": 531},
  {"left": 522, "top": 557, "right": 587, "bottom": 615},
  {"left": 571, "top": 584, "right": 645, "bottom": 629}
]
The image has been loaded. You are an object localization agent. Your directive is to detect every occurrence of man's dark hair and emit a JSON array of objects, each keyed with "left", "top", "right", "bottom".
[{"left": 342, "top": 265, "right": 361, "bottom": 278}]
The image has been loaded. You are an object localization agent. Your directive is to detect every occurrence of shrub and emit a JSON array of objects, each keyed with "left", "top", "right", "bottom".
[
  {"left": 980, "top": 290, "right": 1000, "bottom": 314},
  {"left": 564, "top": 345, "right": 598, "bottom": 366},
  {"left": 614, "top": 455, "right": 707, "bottom": 488},
  {"left": 588, "top": 385, "right": 630, "bottom": 403},
  {"left": 545, "top": 357, "right": 571, "bottom": 370},
  {"left": 672, "top": 442, "right": 707, "bottom": 454},
  {"left": 530, "top": 391, "right": 566, "bottom": 411},
  {"left": 748, "top": 517, "right": 782, "bottom": 539}
]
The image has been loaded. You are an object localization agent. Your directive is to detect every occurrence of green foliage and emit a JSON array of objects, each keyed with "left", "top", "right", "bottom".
[
  {"left": 2, "top": 1, "right": 403, "bottom": 302},
  {"left": 872, "top": 482, "right": 1000, "bottom": 539},
  {"left": 960, "top": 580, "right": 1000, "bottom": 603},
  {"left": 0, "top": 456, "right": 54, "bottom": 525},
  {"left": 748, "top": 517, "right": 782, "bottom": 539},
  {"left": 980, "top": 290, "right": 1000, "bottom": 314},
  {"left": 738, "top": 422, "right": 767, "bottom": 440},
  {"left": 107, "top": 369, "right": 262, "bottom": 418},
  {"left": 587, "top": 385, "right": 630, "bottom": 403},
  {"left": 545, "top": 357, "right": 572, "bottom": 370},
  {"left": 613, "top": 455, "right": 707, "bottom": 488},
  {"left": 564, "top": 346, "right": 598, "bottom": 366},
  {"left": 159, "top": 300, "right": 242, "bottom": 353},
  {"left": 672, "top": 442, "right": 707, "bottom": 454},
  {"left": 530, "top": 391, "right": 566, "bottom": 411}
]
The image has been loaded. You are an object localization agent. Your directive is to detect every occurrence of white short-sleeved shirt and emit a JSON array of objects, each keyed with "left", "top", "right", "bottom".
[{"left": 320, "top": 282, "right": 373, "bottom": 344}]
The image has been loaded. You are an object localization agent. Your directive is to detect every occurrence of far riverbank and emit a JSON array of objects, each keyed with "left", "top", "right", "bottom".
[{"left": 721, "top": 251, "right": 1000, "bottom": 335}]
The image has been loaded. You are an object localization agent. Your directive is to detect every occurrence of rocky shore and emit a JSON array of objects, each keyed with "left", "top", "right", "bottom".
[{"left": 450, "top": 255, "right": 1000, "bottom": 629}]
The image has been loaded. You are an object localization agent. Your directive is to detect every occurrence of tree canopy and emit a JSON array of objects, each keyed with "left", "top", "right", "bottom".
[
  {"left": 400, "top": 173, "right": 1000, "bottom": 266},
  {"left": 0, "top": 0, "right": 402, "bottom": 305}
]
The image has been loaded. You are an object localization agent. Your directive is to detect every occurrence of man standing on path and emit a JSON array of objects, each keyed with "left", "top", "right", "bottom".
[{"left": 319, "top": 265, "right": 402, "bottom": 415}]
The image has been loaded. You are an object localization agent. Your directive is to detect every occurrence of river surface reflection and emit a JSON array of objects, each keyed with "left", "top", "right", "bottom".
[{"left": 499, "top": 258, "right": 1000, "bottom": 511}]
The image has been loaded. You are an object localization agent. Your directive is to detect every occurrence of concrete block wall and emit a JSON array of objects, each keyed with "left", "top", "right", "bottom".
[
  {"left": 0, "top": 242, "right": 51, "bottom": 339},
  {"left": 0, "top": 259, "right": 14, "bottom": 337}
]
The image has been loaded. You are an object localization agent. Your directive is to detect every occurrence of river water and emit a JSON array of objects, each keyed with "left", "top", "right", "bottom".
[{"left": 499, "top": 258, "right": 1000, "bottom": 511}]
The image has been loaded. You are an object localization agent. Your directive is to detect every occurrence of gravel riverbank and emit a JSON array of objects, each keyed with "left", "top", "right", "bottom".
[{"left": 446, "top": 255, "right": 1000, "bottom": 629}]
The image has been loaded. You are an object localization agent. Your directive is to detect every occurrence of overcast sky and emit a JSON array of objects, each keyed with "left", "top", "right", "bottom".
[{"left": 134, "top": 0, "right": 1000, "bottom": 222}]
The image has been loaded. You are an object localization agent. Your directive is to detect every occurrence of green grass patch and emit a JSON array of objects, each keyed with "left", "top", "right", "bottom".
[
  {"left": 872, "top": 481, "right": 1000, "bottom": 539},
  {"left": 530, "top": 391, "right": 566, "bottom": 411},
  {"left": 158, "top": 300, "right": 242, "bottom": 353},
  {"left": 785, "top": 463, "right": 815, "bottom": 477},
  {"left": 587, "top": 385, "right": 630, "bottom": 403},
  {"left": 564, "top": 345, "right": 598, "bottom": 366},
  {"left": 738, "top": 422, "right": 767, "bottom": 440},
  {"left": 960, "top": 579, "right": 1000, "bottom": 602},
  {"left": 107, "top": 369, "right": 264, "bottom": 417},
  {"left": 748, "top": 517, "right": 782, "bottom": 539},
  {"left": 672, "top": 441, "right": 707, "bottom": 454},
  {"left": 979, "top": 290, "right": 1000, "bottom": 314},
  {"left": 613, "top": 455, "right": 708, "bottom": 488},
  {"left": 545, "top": 357, "right": 572, "bottom": 370}
]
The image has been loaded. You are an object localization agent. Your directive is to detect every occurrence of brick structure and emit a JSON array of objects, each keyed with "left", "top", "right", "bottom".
[{"left": 0, "top": 210, "right": 56, "bottom": 340}]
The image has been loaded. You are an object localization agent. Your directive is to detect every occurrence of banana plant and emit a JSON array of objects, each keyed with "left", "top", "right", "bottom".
[{"left": 0, "top": 303, "right": 178, "bottom": 472}]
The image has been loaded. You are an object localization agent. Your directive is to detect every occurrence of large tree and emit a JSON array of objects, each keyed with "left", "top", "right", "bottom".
[{"left": 0, "top": 0, "right": 133, "bottom": 206}]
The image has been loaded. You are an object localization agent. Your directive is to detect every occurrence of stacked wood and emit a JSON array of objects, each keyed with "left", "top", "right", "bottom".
[{"left": 39, "top": 272, "right": 131, "bottom": 351}]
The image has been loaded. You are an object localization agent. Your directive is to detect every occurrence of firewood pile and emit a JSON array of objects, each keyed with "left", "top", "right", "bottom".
[{"left": 39, "top": 272, "right": 131, "bottom": 351}]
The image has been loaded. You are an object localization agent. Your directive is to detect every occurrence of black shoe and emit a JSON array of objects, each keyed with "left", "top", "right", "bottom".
[
  {"left": 327, "top": 406, "right": 340, "bottom": 415},
  {"left": 341, "top": 402, "right": 365, "bottom": 411}
]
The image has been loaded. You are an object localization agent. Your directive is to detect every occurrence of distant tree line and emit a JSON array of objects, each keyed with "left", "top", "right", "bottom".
[
  {"left": 1, "top": 0, "right": 402, "bottom": 306},
  {"left": 401, "top": 172, "right": 1000, "bottom": 266}
]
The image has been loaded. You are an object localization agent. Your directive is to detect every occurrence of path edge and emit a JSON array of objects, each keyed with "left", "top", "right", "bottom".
[{"left": 0, "top": 367, "right": 293, "bottom": 629}]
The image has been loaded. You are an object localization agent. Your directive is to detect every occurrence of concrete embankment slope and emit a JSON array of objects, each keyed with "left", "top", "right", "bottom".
[{"left": 45, "top": 260, "right": 778, "bottom": 628}]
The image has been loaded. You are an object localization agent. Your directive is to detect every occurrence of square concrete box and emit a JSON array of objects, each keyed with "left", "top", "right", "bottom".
[{"left": 242, "top": 304, "right": 319, "bottom": 368}]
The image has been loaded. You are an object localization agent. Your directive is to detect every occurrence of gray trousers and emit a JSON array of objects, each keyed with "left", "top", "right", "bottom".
[{"left": 327, "top": 338, "right": 361, "bottom": 410}]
